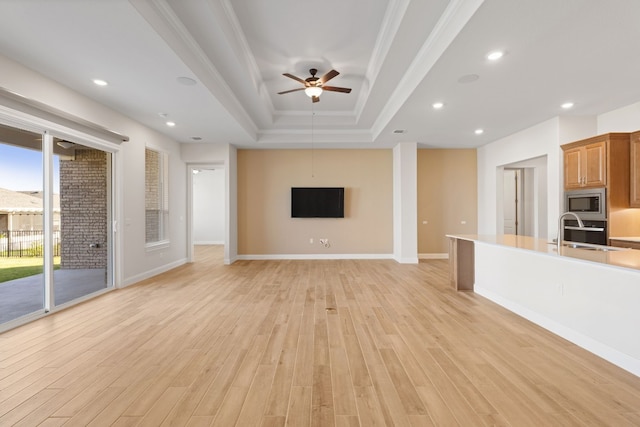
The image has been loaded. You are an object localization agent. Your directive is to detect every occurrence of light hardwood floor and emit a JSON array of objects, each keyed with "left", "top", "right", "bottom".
[{"left": 1, "top": 245, "right": 639, "bottom": 426}]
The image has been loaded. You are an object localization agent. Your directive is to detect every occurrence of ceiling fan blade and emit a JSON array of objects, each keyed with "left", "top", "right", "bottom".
[
  {"left": 283, "top": 73, "right": 307, "bottom": 85},
  {"left": 278, "top": 87, "right": 306, "bottom": 95},
  {"left": 322, "top": 86, "right": 352, "bottom": 93},
  {"left": 312, "top": 95, "right": 320, "bottom": 103},
  {"left": 318, "top": 69, "right": 339, "bottom": 84}
]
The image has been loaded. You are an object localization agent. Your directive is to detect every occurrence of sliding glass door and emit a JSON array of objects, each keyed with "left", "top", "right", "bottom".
[
  {"left": 54, "top": 140, "right": 112, "bottom": 306},
  {"left": 0, "top": 122, "right": 114, "bottom": 327},
  {"left": 0, "top": 124, "right": 45, "bottom": 323}
]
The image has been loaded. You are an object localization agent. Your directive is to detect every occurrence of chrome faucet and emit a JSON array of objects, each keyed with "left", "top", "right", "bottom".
[{"left": 556, "top": 212, "right": 585, "bottom": 252}]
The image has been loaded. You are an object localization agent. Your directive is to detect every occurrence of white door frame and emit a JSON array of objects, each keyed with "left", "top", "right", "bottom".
[
  {"left": 0, "top": 112, "right": 122, "bottom": 331},
  {"left": 186, "top": 163, "right": 225, "bottom": 263}
]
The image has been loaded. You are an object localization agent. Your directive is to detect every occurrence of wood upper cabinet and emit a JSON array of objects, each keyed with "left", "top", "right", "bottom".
[
  {"left": 563, "top": 133, "right": 631, "bottom": 236},
  {"left": 631, "top": 131, "right": 640, "bottom": 207},
  {"left": 563, "top": 139, "right": 606, "bottom": 189}
]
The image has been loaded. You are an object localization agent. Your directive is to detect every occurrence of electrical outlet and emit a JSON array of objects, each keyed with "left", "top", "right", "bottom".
[{"left": 310, "top": 238, "right": 314, "bottom": 244}]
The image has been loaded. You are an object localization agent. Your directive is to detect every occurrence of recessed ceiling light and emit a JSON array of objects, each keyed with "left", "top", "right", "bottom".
[
  {"left": 191, "top": 136, "right": 202, "bottom": 141},
  {"left": 432, "top": 102, "right": 444, "bottom": 109},
  {"left": 166, "top": 121, "right": 176, "bottom": 127},
  {"left": 475, "top": 129, "right": 484, "bottom": 135},
  {"left": 393, "top": 129, "right": 406, "bottom": 134},
  {"left": 158, "top": 112, "right": 168, "bottom": 118},
  {"left": 487, "top": 51, "right": 504, "bottom": 61},
  {"left": 561, "top": 102, "right": 574, "bottom": 109},
  {"left": 92, "top": 79, "right": 108, "bottom": 86}
]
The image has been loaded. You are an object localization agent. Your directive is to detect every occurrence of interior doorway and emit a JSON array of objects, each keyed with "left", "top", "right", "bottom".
[
  {"left": 187, "top": 164, "right": 226, "bottom": 263},
  {"left": 498, "top": 155, "right": 548, "bottom": 239},
  {"left": 503, "top": 168, "right": 523, "bottom": 235}
]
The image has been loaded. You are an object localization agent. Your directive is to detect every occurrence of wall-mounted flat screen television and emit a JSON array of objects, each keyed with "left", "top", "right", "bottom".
[{"left": 291, "top": 187, "right": 344, "bottom": 218}]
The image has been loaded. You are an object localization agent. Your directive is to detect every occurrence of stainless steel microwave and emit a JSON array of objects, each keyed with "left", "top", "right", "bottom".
[{"left": 564, "top": 188, "right": 606, "bottom": 220}]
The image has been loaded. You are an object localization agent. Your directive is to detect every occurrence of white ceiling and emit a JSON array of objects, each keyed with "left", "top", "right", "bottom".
[{"left": 0, "top": 0, "right": 639, "bottom": 149}]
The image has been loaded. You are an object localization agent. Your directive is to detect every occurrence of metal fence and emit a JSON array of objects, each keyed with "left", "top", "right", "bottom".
[{"left": 0, "top": 230, "right": 61, "bottom": 257}]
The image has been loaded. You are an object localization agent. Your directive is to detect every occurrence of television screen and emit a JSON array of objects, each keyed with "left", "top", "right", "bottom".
[{"left": 291, "top": 187, "right": 344, "bottom": 218}]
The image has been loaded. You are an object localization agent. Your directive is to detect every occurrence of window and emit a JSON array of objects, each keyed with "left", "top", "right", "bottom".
[{"left": 145, "top": 147, "right": 169, "bottom": 245}]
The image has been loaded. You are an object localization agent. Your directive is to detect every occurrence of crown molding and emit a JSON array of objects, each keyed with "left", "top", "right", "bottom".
[
  {"left": 371, "top": 0, "right": 485, "bottom": 139},
  {"left": 130, "top": 0, "right": 259, "bottom": 140}
]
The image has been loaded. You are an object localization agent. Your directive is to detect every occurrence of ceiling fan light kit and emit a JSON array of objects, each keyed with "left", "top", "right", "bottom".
[
  {"left": 304, "top": 86, "right": 322, "bottom": 98},
  {"left": 279, "top": 68, "right": 351, "bottom": 103}
]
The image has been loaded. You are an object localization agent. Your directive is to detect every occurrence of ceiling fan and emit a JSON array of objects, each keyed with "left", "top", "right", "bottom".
[{"left": 278, "top": 68, "right": 351, "bottom": 103}]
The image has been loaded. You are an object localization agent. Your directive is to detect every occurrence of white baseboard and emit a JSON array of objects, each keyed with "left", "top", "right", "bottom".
[
  {"left": 194, "top": 241, "right": 224, "bottom": 245},
  {"left": 394, "top": 256, "right": 419, "bottom": 264},
  {"left": 475, "top": 285, "right": 640, "bottom": 378},
  {"left": 236, "top": 253, "right": 394, "bottom": 261},
  {"left": 419, "top": 253, "right": 449, "bottom": 259},
  {"left": 121, "top": 258, "right": 187, "bottom": 288}
]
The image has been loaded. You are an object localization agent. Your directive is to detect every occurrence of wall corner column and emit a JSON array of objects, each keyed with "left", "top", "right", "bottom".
[
  {"left": 393, "top": 142, "right": 418, "bottom": 263},
  {"left": 225, "top": 144, "right": 238, "bottom": 264}
]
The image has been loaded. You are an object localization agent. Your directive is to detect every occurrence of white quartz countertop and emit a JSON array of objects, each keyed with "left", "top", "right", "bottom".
[{"left": 446, "top": 234, "right": 640, "bottom": 272}]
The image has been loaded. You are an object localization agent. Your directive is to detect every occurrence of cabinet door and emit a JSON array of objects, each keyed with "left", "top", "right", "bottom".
[
  {"left": 583, "top": 140, "right": 606, "bottom": 187},
  {"left": 609, "top": 239, "right": 640, "bottom": 250},
  {"left": 564, "top": 147, "right": 583, "bottom": 189},
  {"left": 631, "top": 132, "right": 640, "bottom": 207}
]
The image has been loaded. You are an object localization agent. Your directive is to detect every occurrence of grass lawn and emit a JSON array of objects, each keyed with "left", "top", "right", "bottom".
[{"left": 0, "top": 257, "right": 61, "bottom": 283}]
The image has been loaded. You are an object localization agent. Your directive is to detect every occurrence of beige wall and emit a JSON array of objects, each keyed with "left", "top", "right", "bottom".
[
  {"left": 418, "top": 149, "right": 478, "bottom": 254},
  {"left": 238, "top": 149, "right": 393, "bottom": 255}
]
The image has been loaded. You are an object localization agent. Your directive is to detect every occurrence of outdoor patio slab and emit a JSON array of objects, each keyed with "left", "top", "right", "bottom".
[{"left": 0, "top": 268, "right": 107, "bottom": 324}]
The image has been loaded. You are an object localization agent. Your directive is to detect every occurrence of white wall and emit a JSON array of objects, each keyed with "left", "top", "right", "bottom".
[
  {"left": 523, "top": 168, "right": 536, "bottom": 236},
  {"left": 0, "top": 53, "right": 187, "bottom": 287},
  {"left": 478, "top": 116, "right": 596, "bottom": 238},
  {"left": 227, "top": 145, "right": 238, "bottom": 264},
  {"left": 192, "top": 168, "right": 225, "bottom": 244},
  {"left": 393, "top": 143, "right": 418, "bottom": 263},
  {"left": 181, "top": 143, "right": 228, "bottom": 163},
  {"left": 479, "top": 119, "right": 559, "bottom": 237},
  {"left": 597, "top": 102, "right": 640, "bottom": 133}
]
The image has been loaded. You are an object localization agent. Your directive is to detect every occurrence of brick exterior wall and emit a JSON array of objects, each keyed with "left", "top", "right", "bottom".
[{"left": 59, "top": 149, "right": 108, "bottom": 269}]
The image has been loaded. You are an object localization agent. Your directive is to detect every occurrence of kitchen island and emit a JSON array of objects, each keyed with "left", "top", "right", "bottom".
[{"left": 447, "top": 234, "right": 640, "bottom": 377}]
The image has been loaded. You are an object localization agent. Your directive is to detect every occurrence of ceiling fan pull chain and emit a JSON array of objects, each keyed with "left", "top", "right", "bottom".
[{"left": 311, "top": 103, "right": 315, "bottom": 178}]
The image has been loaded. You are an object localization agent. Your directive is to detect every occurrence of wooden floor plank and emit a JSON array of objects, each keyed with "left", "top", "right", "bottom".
[
  {"left": 35, "top": 417, "right": 70, "bottom": 427},
  {"left": 0, "top": 245, "right": 639, "bottom": 426},
  {"left": 329, "top": 347, "right": 358, "bottom": 416},
  {"left": 264, "top": 347, "right": 297, "bottom": 417},
  {"left": 0, "top": 388, "right": 60, "bottom": 426},
  {"left": 353, "top": 385, "right": 388, "bottom": 427},
  {"left": 234, "top": 364, "right": 277, "bottom": 427}
]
